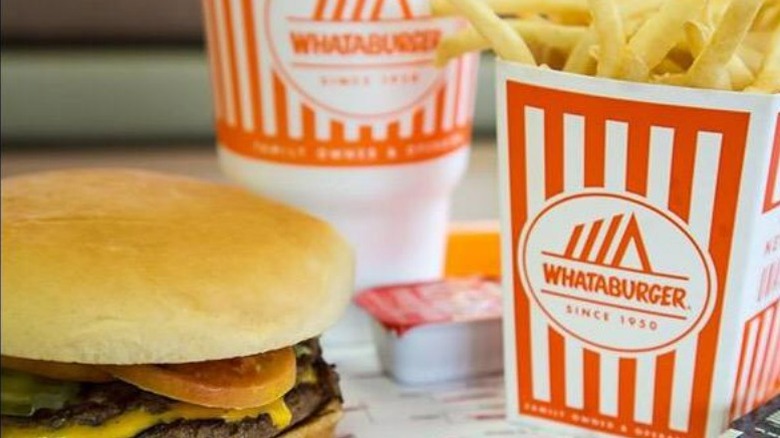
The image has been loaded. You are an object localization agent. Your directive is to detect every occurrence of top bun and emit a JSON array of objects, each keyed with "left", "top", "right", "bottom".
[{"left": 1, "top": 169, "right": 353, "bottom": 364}]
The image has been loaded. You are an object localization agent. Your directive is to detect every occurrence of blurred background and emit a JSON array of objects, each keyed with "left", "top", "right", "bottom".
[{"left": 0, "top": 0, "right": 498, "bottom": 145}]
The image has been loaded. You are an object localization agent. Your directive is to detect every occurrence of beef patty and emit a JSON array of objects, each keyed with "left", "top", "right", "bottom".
[{"left": 1, "top": 339, "right": 341, "bottom": 438}]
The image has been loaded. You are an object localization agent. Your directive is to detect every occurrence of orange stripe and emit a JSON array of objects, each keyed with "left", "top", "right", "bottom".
[
  {"left": 548, "top": 328, "right": 566, "bottom": 407},
  {"left": 625, "top": 120, "right": 650, "bottom": 196},
  {"left": 506, "top": 83, "right": 534, "bottom": 412},
  {"left": 742, "top": 316, "right": 768, "bottom": 415},
  {"left": 331, "top": 120, "right": 345, "bottom": 143},
  {"left": 387, "top": 122, "right": 400, "bottom": 141},
  {"left": 583, "top": 349, "right": 600, "bottom": 414},
  {"left": 223, "top": 0, "right": 242, "bottom": 125},
  {"left": 729, "top": 319, "right": 753, "bottom": 419},
  {"left": 544, "top": 109, "right": 565, "bottom": 199},
  {"left": 618, "top": 358, "right": 637, "bottom": 421},
  {"left": 359, "top": 125, "right": 372, "bottom": 143},
  {"left": 563, "top": 224, "right": 584, "bottom": 258},
  {"left": 272, "top": 72, "right": 288, "bottom": 138},
  {"left": 434, "top": 86, "right": 446, "bottom": 133},
  {"left": 667, "top": 127, "right": 698, "bottom": 221},
  {"left": 579, "top": 219, "right": 603, "bottom": 261},
  {"left": 398, "top": 0, "right": 413, "bottom": 19},
  {"left": 302, "top": 105, "right": 316, "bottom": 142},
  {"left": 333, "top": 0, "right": 348, "bottom": 20},
  {"left": 652, "top": 353, "right": 675, "bottom": 427},
  {"left": 595, "top": 214, "right": 623, "bottom": 264},
  {"left": 688, "top": 112, "right": 750, "bottom": 437},
  {"left": 584, "top": 116, "right": 605, "bottom": 187},
  {"left": 351, "top": 0, "right": 367, "bottom": 20},
  {"left": 370, "top": 0, "right": 385, "bottom": 20},
  {"left": 763, "top": 115, "right": 780, "bottom": 213},
  {"left": 313, "top": 0, "right": 328, "bottom": 19},
  {"left": 204, "top": 0, "right": 226, "bottom": 120},
  {"left": 413, "top": 108, "right": 425, "bottom": 134},
  {"left": 241, "top": 0, "right": 262, "bottom": 131}
]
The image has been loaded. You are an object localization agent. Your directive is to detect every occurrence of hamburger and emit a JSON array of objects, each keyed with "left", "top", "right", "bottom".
[{"left": 0, "top": 169, "right": 354, "bottom": 437}]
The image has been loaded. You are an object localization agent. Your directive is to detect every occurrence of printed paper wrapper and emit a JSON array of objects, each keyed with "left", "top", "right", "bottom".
[{"left": 496, "top": 60, "right": 780, "bottom": 438}]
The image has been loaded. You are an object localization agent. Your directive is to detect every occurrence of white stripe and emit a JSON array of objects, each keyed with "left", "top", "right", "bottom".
[
  {"left": 525, "top": 107, "right": 546, "bottom": 212},
  {"left": 605, "top": 121, "right": 628, "bottom": 191},
  {"left": 669, "top": 131, "right": 722, "bottom": 432},
  {"left": 634, "top": 356, "right": 656, "bottom": 424},
  {"left": 563, "top": 114, "right": 585, "bottom": 191},
  {"left": 315, "top": 111, "right": 330, "bottom": 141},
  {"left": 214, "top": 0, "right": 236, "bottom": 126},
  {"left": 344, "top": 121, "right": 360, "bottom": 142},
  {"left": 203, "top": 0, "right": 223, "bottom": 120},
  {"left": 758, "top": 305, "right": 780, "bottom": 402},
  {"left": 286, "top": 92, "right": 303, "bottom": 139},
  {"left": 256, "top": 4, "right": 275, "bottom": 135},
  {"left": 646, "top": 126, "right": 675, "bottom": 206},
  {"left": 230, "top": 0, "right": 253, "bottom": 130},
  {"left": 422, "top": 92, "right": 437, "bottom": 134},
  {"left": 373, "top": 122, "right": 389, "bottom": 141},
  {"left": 599, "top": 355, "right": 619, "bottom": 416},
  {"left": 399, "top": 111, "right": 414, "bottom": 138},
  {"left": 564, "top": 338, "right": 584, "bottom": 409},
  {"left": 530, "top": 309, "right": 551, "bottom": 402},
  {"left": 526, "top": 105, "right": 551, "bottom": 402},
  {"left": 441, "top": 61, "right": 459, "bottom": 131},
  {"left": 745, "top": 311, "right": 773, "bottom": 412},
  {"left": 340, "top": 0, "right": 359, "bottom": 19},
  {"left": 322, "top": 0, "right": 339, "bottom": 19},
  {"left": 560, "top": 120, "right": 585, "bottom": 410},
  {"left": 734, "top": 320, "right": 760, "bottom": 417}
]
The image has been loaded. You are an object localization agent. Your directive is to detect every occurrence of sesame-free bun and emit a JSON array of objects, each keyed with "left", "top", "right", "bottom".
[
  {"left": 281, "top": 401, "right": 342, "bottom": 438},
  {"left": 1, "top": 169, "right": 354, "bottom": 364}
]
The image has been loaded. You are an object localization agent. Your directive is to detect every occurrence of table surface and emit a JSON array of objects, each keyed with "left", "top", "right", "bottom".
[{"left": 1, "top": 141, "right": 585, "bottom": 437}]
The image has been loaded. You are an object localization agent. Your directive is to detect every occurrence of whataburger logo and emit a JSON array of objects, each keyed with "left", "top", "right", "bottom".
[
  {"left": 289, "top": 0, "right": 441, "bottom": 57},
  {"left": 519, "top": 192, "right": 717, "bottom": 354},
  {"left": 265, "top": 0, "right": 457, "bottom": 118},
  {"left": 543, "top": 214, "right": 690, "bottom": 317}
]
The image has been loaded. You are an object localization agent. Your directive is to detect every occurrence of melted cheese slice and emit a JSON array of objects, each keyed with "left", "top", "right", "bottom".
[{"left": 2, "top": 398, "right": 292, "bottom": 438}]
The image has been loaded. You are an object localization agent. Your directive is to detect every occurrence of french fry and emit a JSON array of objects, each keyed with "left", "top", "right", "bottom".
[
  {"left": 685, "top": 21, "right": 755, "bottom": 90},
  {"left": 435, "top": 20, "right": 587, "bottom": 67},
  {"left": 444, "top": 0, "right": 537, "bottom": 65},
  {"left": 430, "top": 0, "right": 589, "bottom": 18},
  {"left": 745, "top": 24, "right": 780, "bottom": 93},
  {"left": 616, "top": 0, "right": 705, "bottom": 81},
  {"left": 588, "top": 0, "right": 625, "bottom": 77},
  {"left": 685, "top": 0, "right": 765, "bottom": 89},
  {"left": 563, "top": 27, "right": 598, "bottom": 74},
  {"left": 435, "top": 0, "right": 776, "bottom": 94}
]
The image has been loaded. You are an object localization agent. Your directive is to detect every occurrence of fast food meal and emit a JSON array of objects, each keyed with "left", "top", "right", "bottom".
[
  {"left": 432, "top": 0, "right": 779, "bottom": 93},
  {"left": 0, "top": 169, "right": 354, "bottom": 438}
]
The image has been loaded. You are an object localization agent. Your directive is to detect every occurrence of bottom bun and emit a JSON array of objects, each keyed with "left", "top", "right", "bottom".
[{"left": 282, "top": 401, "right": 343, "bottom": 438}]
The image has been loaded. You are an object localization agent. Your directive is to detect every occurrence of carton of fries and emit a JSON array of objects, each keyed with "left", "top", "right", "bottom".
[
  {"left": 433, "top": 0, "right": 779, "bottom": 435},
  {"left": 497, "top": 62, "right": 779, "bottom": 437}
]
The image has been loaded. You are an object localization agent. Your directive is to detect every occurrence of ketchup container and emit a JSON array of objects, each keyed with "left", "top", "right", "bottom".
[
  {"left": 356, "top": 278, "right": 503, "bottom": 385},
  {"left": 202, "top": 0, "right": 479, "bottom": 291}
]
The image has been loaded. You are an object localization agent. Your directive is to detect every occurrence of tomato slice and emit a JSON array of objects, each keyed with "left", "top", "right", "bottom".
[
  {"left": 102, "top": 348, "right": 296, "bottom": 409},
  {"left": 1, "top": 356, "right": 114, "bottom": 382}
]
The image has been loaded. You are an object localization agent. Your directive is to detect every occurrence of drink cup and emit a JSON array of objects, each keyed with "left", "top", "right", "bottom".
[{"left": 202, "top": 0, "right": 478, "bottom": 290}]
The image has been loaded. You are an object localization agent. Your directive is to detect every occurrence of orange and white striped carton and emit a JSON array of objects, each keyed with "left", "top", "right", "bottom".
[{"left": 496, "top": 61, "right": 780, "bottom": 438}]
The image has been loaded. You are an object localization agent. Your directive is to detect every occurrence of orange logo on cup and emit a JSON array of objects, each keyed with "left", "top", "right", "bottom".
[{"left": 203, "top": 0, "right": 477, "bottom": 166}]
